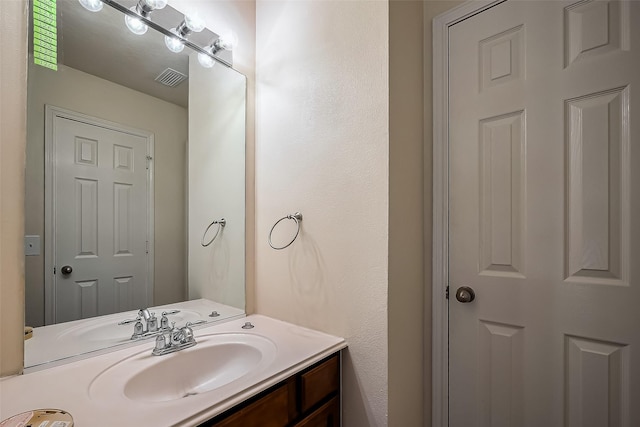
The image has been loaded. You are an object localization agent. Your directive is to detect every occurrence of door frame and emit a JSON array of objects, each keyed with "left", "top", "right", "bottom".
[
  {"left": 431, "top": 1, "right": 504, "bottom": 425},
  {"left": 44, "top": 105, "right": 155, "bottom": 325}
]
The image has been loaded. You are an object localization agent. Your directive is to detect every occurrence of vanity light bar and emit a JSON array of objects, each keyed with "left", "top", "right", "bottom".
[{"left": 100, "top": 0, "right": 233, "bottom": 68}]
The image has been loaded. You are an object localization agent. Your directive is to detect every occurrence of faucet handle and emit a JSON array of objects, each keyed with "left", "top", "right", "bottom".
[
  {"left": 185, "top": 320, "right": 206, "bottom": 327},
  {"left": 182, "top": 326, "right": 194, "bottom": 343},
  {"left": 160, "top": 312, "right": 170, "bottom": 329},
  {"left": 118, "top": 316, "right": 141, "bottom": 325},
  {"left": 162, "top": 310, "right": 181, "bottom": 316}
]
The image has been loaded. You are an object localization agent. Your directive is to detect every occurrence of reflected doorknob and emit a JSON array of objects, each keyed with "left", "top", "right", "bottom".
[
  {"left": 455, "top": 286, "right": 475, "bottom": 303},
  {"left": 60, "top": 265, "right": 73, "bottom": 275}
]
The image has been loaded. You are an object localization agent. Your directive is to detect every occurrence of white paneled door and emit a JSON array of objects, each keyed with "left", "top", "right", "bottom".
[
  {"left": 49, "top": 109, "right": 151, "bottom": 323},
  {"left": 448, "top": 0, "right": 639, "bottom": 425}
]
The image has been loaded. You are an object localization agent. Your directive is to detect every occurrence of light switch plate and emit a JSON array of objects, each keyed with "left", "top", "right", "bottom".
[{"left": 25, "top": 235, "right": 41, "bottom": 256}]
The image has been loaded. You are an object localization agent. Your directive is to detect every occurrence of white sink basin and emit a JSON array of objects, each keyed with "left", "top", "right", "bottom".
[{"left": 89, "top": 333, "right": 277, "bottom": 403}]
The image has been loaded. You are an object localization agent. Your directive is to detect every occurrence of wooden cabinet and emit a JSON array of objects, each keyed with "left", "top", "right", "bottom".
[
  {"left": 300, "top": 355, "right": 339, "bottom": 414},
  {"left": 208, "top": 383, "right": 291, "bottom": 427},
  {"left": 201, "top": 352, "right": 340, "bottom": 427},
  {"left": 293, "top": 397, "right": 339, "bottom": 427}
]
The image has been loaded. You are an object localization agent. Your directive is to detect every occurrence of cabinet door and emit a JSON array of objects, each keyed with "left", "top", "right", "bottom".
[
  {"left": 208, "top": 384, "right": 290, "bottom": 427},
  {"left": 300, "top": 355, "right": 339, "bottom": 413},
  {"left": 294, "top": 396, "right": 340, "bottom": 427}
]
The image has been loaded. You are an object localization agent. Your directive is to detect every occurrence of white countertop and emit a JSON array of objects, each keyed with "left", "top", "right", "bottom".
[{"left": 1, "top": 315, "right": 346, "bottom": 426}]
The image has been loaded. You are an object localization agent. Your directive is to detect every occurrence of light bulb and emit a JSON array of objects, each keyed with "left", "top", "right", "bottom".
[
  {"left": 142, "top": 0, "right": 168, "bottom": 10},
  {"left": 184, "top": 14, "right": 205, "bottom": 33},
  {"left": 198, "top": 51, "right": 215, "bottom": 68},
  {"left": 217, "top": 31, "right": 239, "bottom": 51},
  {"left": 78, "top": 0, "right": 103, "bottom": 12},
  {"left": 125, "top": 7, "right": 148, "bottom": 35},
  {"left": 164, "top": 29, "right": 184, "bottom": 53}
]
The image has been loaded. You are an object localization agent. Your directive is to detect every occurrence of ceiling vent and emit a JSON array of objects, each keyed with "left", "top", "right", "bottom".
[{"left": 155, "top": 68, "right": 188, "bottom": 87}]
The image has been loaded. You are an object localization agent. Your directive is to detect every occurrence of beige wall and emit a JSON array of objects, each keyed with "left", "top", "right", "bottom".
[
  {"left": 0, "top": 0, "right": 27, "bottom": 377},
  {"left": 255, "top": 1, "right": 389, "bottom": 425},
  {"left": 388, "top": 1, "right": 425, "bottom": 425},
  {"left": 25, "top": 63, "right": 188, "bottom": 326},
  {"left": 387, "top": 2, "right": 462, "bottom": 424}
]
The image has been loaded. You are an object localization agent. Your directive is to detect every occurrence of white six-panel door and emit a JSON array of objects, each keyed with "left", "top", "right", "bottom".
[
  {"left": 448, "top": 0, "right": 639, "bottom": 425},
  {"left": 48, "top": 108, "right": 151, "bottom": 323}
]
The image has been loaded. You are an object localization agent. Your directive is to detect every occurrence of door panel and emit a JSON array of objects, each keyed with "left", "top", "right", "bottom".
[
  {"left": 478, "top": 110, "right": 525, "bottom": 278},
  {"left": 448, "top": 1, "right": 639, "bottom": 425},
  {"left": 53, "top": 116, "right": 149, "bottom": 323},
  {"left": 566, "top": 86, "right": 629, "bottom": 285}
]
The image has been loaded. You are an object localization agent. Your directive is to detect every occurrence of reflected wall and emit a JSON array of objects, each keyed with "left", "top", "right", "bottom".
[{"left": 188, "top": 57, "right": 246, "bottom": 309}]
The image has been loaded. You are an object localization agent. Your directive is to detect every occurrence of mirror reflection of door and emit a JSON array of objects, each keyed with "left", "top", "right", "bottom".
[{"left": 46, "top": 106, "right": 153, "bottom": 324}]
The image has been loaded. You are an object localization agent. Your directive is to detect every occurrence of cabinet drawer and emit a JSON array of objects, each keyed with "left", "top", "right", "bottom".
[
  {"left": 300, "top": 354, "right": 340, "bottom": 413},
  {"left": 294, "top": 396, "right": 340, "bottom": 427},
  {"left": 209, "top": 383, "right": 291, "bottom": 427}
]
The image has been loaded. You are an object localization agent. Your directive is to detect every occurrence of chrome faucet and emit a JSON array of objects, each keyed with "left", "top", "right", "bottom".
[
  {"left": 138, "top": 308, "right": 151, "bottom": 322},
  {"left": 119, "top": 308, "right": 182, "bottom": 340},
  {"left": 152, "top": 322, "right": 200, "bottom": 356}
]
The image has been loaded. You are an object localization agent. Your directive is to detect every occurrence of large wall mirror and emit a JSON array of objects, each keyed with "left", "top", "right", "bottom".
[{"left": 24, "top": 0, "right": 246, "bottom": 369}]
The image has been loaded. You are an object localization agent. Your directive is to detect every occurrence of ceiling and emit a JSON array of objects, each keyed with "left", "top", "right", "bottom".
[{"left": 56, "top": 0, "right": 190, "bottom": 108}]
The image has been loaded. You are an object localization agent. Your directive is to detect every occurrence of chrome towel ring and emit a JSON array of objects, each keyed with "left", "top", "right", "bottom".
[
  {"left": 201, "top": 218, "right": 226, "bottom": 247},
  {"left": 269, "top": 212, "right": 303, "bottom": 250}
]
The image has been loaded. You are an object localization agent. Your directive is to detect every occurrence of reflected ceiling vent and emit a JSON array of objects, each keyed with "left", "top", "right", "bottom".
[{"left": 155, "top": 68, "right": 187, "bottom": 87}]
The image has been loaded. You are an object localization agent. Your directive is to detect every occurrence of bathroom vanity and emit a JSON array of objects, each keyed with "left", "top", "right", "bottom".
[{"left": 0, "top": 315, "right": 346, "bottom": 426}]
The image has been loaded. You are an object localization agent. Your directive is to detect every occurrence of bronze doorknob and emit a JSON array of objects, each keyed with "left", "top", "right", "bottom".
[
  {"left": 455, "top": 286, "right": 475, "bottom": 303},
  {"left": 61, "top": 265, "right": 73, "bottom": 275}
]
